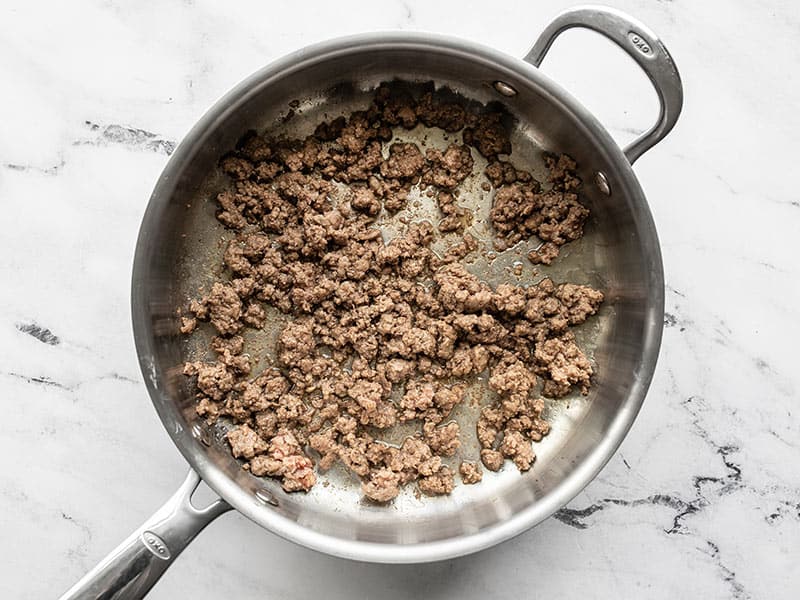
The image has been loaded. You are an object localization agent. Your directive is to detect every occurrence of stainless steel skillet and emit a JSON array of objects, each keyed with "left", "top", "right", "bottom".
[{"left": 61, "top": 6, "right": 682, "bottom": 599}]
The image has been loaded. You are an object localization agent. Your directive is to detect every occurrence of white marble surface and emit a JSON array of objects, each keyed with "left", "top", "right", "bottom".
[{"left": 1, "top": 0, "right": 798, "bottom": 598}]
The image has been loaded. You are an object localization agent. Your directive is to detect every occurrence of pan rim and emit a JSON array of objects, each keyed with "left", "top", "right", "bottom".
[{"left": 131, "top": 30, "right": 664, "bottom": 563}]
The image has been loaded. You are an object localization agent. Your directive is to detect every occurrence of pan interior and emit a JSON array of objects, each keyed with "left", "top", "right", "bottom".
[{"left": 138, "top": 38, "right": 661, "bottom": 550}]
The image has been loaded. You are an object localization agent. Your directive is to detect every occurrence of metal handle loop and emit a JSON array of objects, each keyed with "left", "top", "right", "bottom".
[{"left": 525, "top": 5, "right": 683, "bottom": 164}]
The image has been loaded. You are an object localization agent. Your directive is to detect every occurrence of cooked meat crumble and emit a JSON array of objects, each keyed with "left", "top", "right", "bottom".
[{"left": 182, "top": 83, "right": 603, "bottom": 501}]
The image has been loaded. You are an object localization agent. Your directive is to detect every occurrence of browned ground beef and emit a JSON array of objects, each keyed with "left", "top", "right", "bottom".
[{"left": 182, "top": 83, "right": 603, "bottom": 501}]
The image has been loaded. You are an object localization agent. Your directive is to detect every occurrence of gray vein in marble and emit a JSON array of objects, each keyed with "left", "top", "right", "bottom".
[
  {"left": 665, "top": 284, "right": 685, "bottom": 298},
  {"left": 554, "top": 493, "right": 697, "bottom": 533},
  {"left": 553, "top": 391, "right": 766, "bottom": 598},
  {"left": 768, "top": 428, "right": 795, "bottom": 448},
  {"left": 98, "top": 372, "right": 139, "bottom": 384},
  {"left": 75, "top": 121, "right": 176, "bottom": 155},
  {"left": 6, "top": 372, "right": 73, "bottom": 391},
  {"left": 764, "top": 500, "right": 800, "bottom": 525},
  {"left": 61, "top": 512, "right": 93, "bottom": 561},
  {"left": 704, "top": 541, "right": 749, "bottom": 600},
  {"left": 398, "top": 0, "right": 415, "bottom": 27},
  {"left": 4, "top": 370, "right": 138, "bottom": 391},
  {"left": 16, "top": 322, "right": 61, "bottom": 345},
  {"left": 2, "top": 158, "right": 65, "bottom": 175},
  {"left": 663, "top": 311, "right": 687, "bottom": 331},
  {"left": 761, "top": 192, "right": 800, "bottom": 209}
]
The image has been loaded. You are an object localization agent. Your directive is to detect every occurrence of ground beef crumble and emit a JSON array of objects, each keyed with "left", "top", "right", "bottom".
[{"left": 182, "top": 83, "right": 603, "bottom": 500}]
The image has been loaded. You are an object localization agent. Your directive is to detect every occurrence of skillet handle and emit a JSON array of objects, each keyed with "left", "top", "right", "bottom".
[
  {"left": 524, "top": 5, "right": 683, "bottom": 164},
  {"left": 59, "top": 470, "right": 231, "bottom": 600}
]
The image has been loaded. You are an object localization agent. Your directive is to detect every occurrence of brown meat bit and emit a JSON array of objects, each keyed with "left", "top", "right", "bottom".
[
  {"left": 188, "top": 299, "right": 208, "bottom": 320},
  {"left": 545, "top": 152, "right": 581, "bottom": 191},
  {"left": 451, "top": 313, "right": 507, "bottom": 345},
  {"left": 198, "top": 282, "right": 243, "bottom": 335},
  {"left": 488, "top": 357, "right": 536, "bottom": 397},
  {"left": 493, "top": 283, "right": 527, "bottom": 315},
  {"left": 481, "top": 448, "right": 505, "bottom": 471},
  {"left": 459, "top": 461, "right": 483, "bottom": 484},
  {"left": 278, "top": 318, "right": 315, "bottom": 365},
  {"left": 242, "top": 302, "right": 266, "bottom": 328},
  {"left": 463, "top": 112, "right": 511, "bottom": 158},
  {"left": 180, "top": 316, "right": 197, "bottom": 334},
  {"left": 476, "top": 408, "right": 500, "bottom": 449},
  {"left": 448, "top": 344, "right": 489, "bottom": 377},
  {"left": 380, "top": 142, "right": 424, "bottom": 180},
  {"left": 434, "top": 263, "right": 493, "bottom": 313},
  {"left": 211, "top": 335, "right": 250, "bottom": 374},
  {"left": 362, "top": 468, "right": 402, "bottom": 502},
  {"left": 184, "top": 361, "right": 235, "bottom": 401},
  {"left": 196, "top": 397, "right": 221, "bottom": 422},
  {"left": 528, "top": 242, "right": 560, "bottom": 265},
  {"left": 339, "top": 140, "right": 384, "bottom": 183},
  {"left": 435, "top": 191, "right": 471, "bottom": 233},
  {"left": 392, "top": 438, "right": 441, "bottom": 481},
  {"left": 254, "top": 161, "right": 282, "bottom": 182},
  {"left": 418, "top": 466, "right": 455, "bottom": 495},
  {"left": 338, "top": 433, "right": 373, "bottom": 477},
  {"left": 350, "top": 186, "right": 381, "bottom": 216},
  {"left": 254, "top": 430, "right": 317, "bottom": 492},
  {"left": 308, "top": 429, "right": 339, "bottom": 471},
  {"left": 401, "top": 327, "right": 436, "bottom": 356},
  {"left": 220, "top": 155, "right": 254, "bottom": 180},
  {"left": 215, "top": 190, "right": 248, "bottom": 230},
  {"left": 489, "top": 182, "right": 541, "bottom": 242},
  {"left": 314, "top": 116, "right": 346, "bottom": 141},
  {"left": 368, "top": 175, "right": 413, "bottom": 212},
  {"left": 231, "top": 277, "right": 256, "bottom": 299},
  {"left": 248, "top": 454, "right": 283, "bottom": 477},
  {"left": 423, "top": 421, "right": 460, "bottom": 456},
  {"left": 422, "top": 144, "right": 473, "bottom": 190},
  {"left": 383, "top": 358, "right": 415, "bottom": 383},
  {"left": 237, "top": 131, "right": 274, "bottom": 162},
  {"left": 339, "top": 112, "right": 374, "bottom": 153},
  {"left": 535, "top": 333, "right": 593, "bottom": 397},
  {"left": 376, "top": 88, "right": 418, "bottom": 129},
  {"left": 446, "top": 346, "right": 470, "bottom": 378},
  {"left": 431, "top": 320, "right": 458, "bottom": 360},
  {"left": 416, "top": 93, "right": 466, "bottom": 132},
  {"left": 227, "top": 424, "right": 268, "bottom": 459},
  {"left": 399, "top": 381, "right": 435, "bottom": 422},
  {"left": 277, "top": 455, "right": 317, "bottom": 492},
  {"left": 490, "top": 175, "right": 588, "bottom": 260},
  {"left": 348, "top": 379, "right": 387, "bottom": 417},
  {"left": 377, "top": 222, "right": 434, "bottom": 266},
  {"left": 556, "top": 283, "right": 605, "bottom": 324},
  {"left": 536, "top": 192, "right": 589, "bottom": 246},
  {"left": 241, "top": 370, "right": 289, "bottom": 412},
  {"left": 223, "top": 240, "right": 254, "bottom": 276},
  {"left": 432, "top": 384, "right": 466, "bottom": 422},
  {"left": 500, "top": 430, "right": 535, "bottom": 471},
  {"left": 442, "top": 233, "right": 480, "bottom": 263},
  {"left": 471, "top": 345, "right": 490, "bottom": 372},
  {"left": 484, "top": 160, "right": 530, "bottom": 187},
  {"left": 283, "top": 138, "right": 322, "bottom": 173}
]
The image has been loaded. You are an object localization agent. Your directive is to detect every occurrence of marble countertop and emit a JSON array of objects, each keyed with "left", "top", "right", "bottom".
[{"left": 2, "top": 0, "right": 797, "bottom": 598}]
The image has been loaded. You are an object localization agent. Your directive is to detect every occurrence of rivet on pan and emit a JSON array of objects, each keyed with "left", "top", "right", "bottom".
[
  {"left": 255, "top": 489, "right": 279, "bottom": 507},
  {"left": 493, "top": 81, "right": 518, "bottom": 97},
  {"left": 595, "top": 171, "right": 611, "bottom": 196},
  {"left": 191, "top": 423, "right": 211, "bottom": 446}
]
